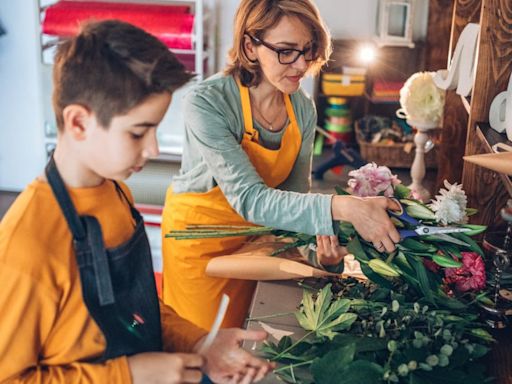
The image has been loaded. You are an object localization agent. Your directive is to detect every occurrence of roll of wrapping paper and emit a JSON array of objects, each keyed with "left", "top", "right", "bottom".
[
  {"left": 463, "top": 151, "right": 512, "bottom": 175},
  {"left": 205, "top": 239, "right": 365, "bottom": 281},
  {"left": 42, "top": 1, "right": 194, "bottom": 49}
]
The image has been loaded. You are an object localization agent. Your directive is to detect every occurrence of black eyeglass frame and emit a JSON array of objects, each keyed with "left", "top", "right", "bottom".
[{"left": 247, "top": 34, "right": 318, "bottom": 65}]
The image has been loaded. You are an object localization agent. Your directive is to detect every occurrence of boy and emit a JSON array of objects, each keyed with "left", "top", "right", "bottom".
[{"left": 0, "top": 20, "right": 272, "bottom": 383}]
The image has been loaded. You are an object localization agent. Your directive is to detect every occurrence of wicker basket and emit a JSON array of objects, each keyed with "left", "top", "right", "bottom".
[{"left": 355, "top": 122, "right": 438, "bottom": 169}]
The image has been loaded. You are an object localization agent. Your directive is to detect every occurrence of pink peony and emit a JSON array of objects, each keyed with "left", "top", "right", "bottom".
[
  {"left": 443, "top": 252, "right": 486, "bottom": 293},
  {"left": 347, "top": 163, "right": 401, "bottom": 197}
]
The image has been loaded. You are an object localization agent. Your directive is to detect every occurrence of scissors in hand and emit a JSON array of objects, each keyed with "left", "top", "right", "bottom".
[{"left": 388, "top": 200, "right": 470, "bottom": 240}]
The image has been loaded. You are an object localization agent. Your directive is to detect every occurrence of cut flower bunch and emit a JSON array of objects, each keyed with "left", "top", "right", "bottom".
[
  {"left": 167, "top": 163, "right": 495, "bottom": 383},
  {"left": 167, "top": 163, "right": 489, "bottom": 308}
]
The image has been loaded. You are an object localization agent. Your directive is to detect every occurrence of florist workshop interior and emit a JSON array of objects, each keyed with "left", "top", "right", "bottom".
[{"left": 3, "top": 0, "right": 512, "bottom": 383}]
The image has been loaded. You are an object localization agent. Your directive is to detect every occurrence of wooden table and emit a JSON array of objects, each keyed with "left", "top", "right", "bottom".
[{"left": 246, "top": 280, "right": 512, "bottom": 384}]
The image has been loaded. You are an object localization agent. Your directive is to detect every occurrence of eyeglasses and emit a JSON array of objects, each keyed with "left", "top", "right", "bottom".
[{"left": 247, "top": 34, "right": 318, "bottom": 65}]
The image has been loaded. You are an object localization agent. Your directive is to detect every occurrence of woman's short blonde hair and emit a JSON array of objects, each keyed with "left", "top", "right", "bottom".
[{"left": 225, "top": 0, "right": 332, "bottom": 87}]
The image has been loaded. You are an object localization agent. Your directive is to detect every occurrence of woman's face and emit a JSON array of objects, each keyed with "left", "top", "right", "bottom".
[{"left": 246, "top": 16, "right": 315, "bottom": 93}]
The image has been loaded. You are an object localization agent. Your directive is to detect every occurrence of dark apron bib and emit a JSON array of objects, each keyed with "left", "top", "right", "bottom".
[{"left": 45, "top": 155, "right": 162, "bottom": 361}]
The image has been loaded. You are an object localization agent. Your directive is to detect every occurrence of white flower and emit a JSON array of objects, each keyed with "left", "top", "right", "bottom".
[
  {"left": 428, "top": 180, "right": 468, "bottom": 225},
  {"left": 399, "top": 72, "right": 446, "bottom": 126}
]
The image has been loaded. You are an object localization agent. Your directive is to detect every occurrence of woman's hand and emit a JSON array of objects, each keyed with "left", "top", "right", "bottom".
[
  {"left": 127, "top": 352, "right": 204, "bottom": 384},
  {"left": 331, "top": 195, "right": 401, "bottom": 253},
  {"left": 194, "top": 328, "right": 274, "bottom": 383},
  {"left": 316, "top": 235, "right": 347, "bottom": 266}
]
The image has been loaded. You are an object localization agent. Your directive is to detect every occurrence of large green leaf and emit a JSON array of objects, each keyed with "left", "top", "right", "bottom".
[
  {"left": 295, "top": 285, "right": 357, "bottom": 340},
  {"left": 311, "top": 343, "right": 355, "bottom": 383}
]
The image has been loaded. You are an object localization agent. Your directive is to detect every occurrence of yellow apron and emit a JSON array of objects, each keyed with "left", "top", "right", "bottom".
[{"left": 162, "top": 82, "right": 302, "bottom": 330}]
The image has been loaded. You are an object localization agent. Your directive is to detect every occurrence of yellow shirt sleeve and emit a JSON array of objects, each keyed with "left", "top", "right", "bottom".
[{"left": 160, "top": 299, "right": 208, "bottom": 353}]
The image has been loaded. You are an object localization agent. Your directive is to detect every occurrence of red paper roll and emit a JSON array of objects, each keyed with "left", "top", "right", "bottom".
[{"left": 42, "top": 1, "right": 194, "bottom": 49}]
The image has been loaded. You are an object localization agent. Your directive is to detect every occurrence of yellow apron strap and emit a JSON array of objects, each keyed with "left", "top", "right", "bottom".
[
  {"left": 284, "top": 94, "right": 298, "bottom": 127},
  {"left": 238, "top": 81, "right": 259, "bottom": 142}
]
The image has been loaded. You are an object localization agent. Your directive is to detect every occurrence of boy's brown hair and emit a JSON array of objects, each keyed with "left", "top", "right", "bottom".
[
  {"left": 52, "top": 20, "right": 194, "bottom": 130},
  {"left": 225, "top": 0, "right": 331, "bottom": 87}
]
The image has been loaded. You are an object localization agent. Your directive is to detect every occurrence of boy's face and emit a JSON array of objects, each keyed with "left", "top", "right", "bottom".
[{"left": 82, "top": 92, "right": 171, "bottom": 181}]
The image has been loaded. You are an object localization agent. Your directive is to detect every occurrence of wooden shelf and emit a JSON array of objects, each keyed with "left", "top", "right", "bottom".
[
  {"left": 475, "top": 122, "right": 512, "bottom": 196},
  {"left": 460, "top": 95, "right": 471, "bottom": 114}
]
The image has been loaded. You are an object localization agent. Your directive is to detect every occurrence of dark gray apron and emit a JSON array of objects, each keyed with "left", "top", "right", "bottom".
[{"left": 45, "top": 155, "right": 162, "bottom": 360}]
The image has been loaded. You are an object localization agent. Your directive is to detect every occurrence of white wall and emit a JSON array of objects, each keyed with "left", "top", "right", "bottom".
[
  {"left": 0, "top": 0, "right": 429, "bottom": 191},
  {"left": 0, "top": 1, "right": 46, "bottom": 191}
]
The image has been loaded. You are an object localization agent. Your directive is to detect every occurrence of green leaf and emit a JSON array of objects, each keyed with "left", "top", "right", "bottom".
[
  {"left": 338, "top": 222, "right": 356, "bottom": 238},
  {"left": 311, "top": 343, "right": 355, "bottom": 383},
  {"left": 466, "top": 208, "right": 478, "bottom": 217},
  {"left": 394, "top": 184, "right": 412, "bottom": 199},
  {"left": 432, "top": 254, "right": 463, "bottom": 268},
  {"left": 450, "top": 233, "right": 484, "bottom": 256},
  {"left": 368, "top": 259, "right": 401, "bottom": 277},
  {"left": 360, "top": 262, "right": 395, "bottom": 289},
  {"left": 408, "top": 255, "right": 434, "bottom": 303},
  {"left": 295, "top": 285, "right": 357, "bottom": 340},
  {"left": 405, "top": 204, "right": 437, "bottom": 220},
  {"left": 422, "top": 233, "right": 471, "bottom": 247},
  {"left": 460, "top": 224, "right": 487, "bottom": 236},
  {"left": 335, "top": 185, "right": 351, "bottom": 195},
  {"left": 400, "top": 237, "right": 437, "bottom": 253},
  {"left": 335, "top": 360, "right": 384, "bottom": 384},
  {"left": 347, "top": 237, "right": 369, "bottom": 263}
]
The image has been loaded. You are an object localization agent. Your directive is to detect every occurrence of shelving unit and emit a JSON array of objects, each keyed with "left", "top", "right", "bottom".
[
  {"left": 435, "top": 0, "right": 512, "bottom": 233},
  {"left": 37, "top": 0, "right": 217, "bottom": 160}
]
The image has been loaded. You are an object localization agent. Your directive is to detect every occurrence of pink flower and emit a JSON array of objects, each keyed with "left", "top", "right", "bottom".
[
  {"left": 443, "top": 252, "right": 486, "bottom": 293},
  {"left": 347, "top": 163, "right": 401, "bottom": 197}
]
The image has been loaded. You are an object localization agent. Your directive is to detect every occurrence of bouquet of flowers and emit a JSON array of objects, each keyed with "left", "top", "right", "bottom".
[{"left": 168, "top": 163, "right": 495, "bottom": 383}]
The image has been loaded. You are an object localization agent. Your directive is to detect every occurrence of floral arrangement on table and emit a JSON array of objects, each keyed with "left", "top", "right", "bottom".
[{"left": 167, "top": 163, "right": 495, "bottom": 383}]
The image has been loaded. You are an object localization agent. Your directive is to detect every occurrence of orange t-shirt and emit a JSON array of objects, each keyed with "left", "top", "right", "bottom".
[{"left": 0, "top": 179, "right": 206, "bottom": 383}]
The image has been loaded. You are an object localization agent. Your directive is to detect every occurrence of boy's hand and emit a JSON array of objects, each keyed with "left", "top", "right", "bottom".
[
  {"left": 316, "top": 235, "right": 347, "bottom": 266},
  {"left": 127, "top": 352, "right": 204, "bottom": 384},
  {"left": 195, "top": 328, "right": 275, "bottom": 383}
]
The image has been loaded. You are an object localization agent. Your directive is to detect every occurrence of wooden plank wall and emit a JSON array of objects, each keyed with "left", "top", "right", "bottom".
[
  {"left": 434, "top": 0, "right": 480, "bottom": 190},
  {"left": 461, "top": 0, "right": 512, "bottom": 230}
]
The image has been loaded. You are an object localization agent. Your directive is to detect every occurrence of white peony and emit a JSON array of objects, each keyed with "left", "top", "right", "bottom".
[
  {"left": 428, "top": 180, "right": 468, "bottom": 225},
  {"left": 399, "top": 72, "right": 446, "bottom": 127}
]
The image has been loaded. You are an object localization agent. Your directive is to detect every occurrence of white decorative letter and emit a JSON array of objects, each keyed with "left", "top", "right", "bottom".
[
  {"left": 489, "top": 72, "right": 512, "bottom": 140},
  {"left": 433, "top": 23, "right": 480, "bottom": 97}
]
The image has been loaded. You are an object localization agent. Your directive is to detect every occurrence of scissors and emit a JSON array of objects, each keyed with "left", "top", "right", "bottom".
[{"left": 389, "top": 200, "right": 470, "bottom": 240}]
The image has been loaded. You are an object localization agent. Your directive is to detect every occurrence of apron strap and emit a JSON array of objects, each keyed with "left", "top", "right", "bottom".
[
  {"left": 45, "top": 153, "right": 115, "bottom": 306},
  {"left": 112, "top": 181, "right": 143, "bottom": 222},
  {"left": 284, "top": 94, "right": 297, "bottom": 127},
  {"left": 45, "top": 154, "right": 86, "bottom": 241},
  {"left": 82, "top": 215, "right": 115, "bottom": 306},
  {"left": 238, "top": 81, "right": 259, "bottom": 142}
]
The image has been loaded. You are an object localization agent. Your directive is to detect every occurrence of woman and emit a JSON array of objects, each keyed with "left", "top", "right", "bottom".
[{"left": 162, "top": 0, "right": 400, "bottom": 330}]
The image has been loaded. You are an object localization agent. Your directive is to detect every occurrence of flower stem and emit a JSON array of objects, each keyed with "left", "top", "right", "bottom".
[
  {"left": 273, "top": 360, "right": 314, "bottom": 373},
  {"left": 246, "top": 311, "right": 296, "bottom": 321}
]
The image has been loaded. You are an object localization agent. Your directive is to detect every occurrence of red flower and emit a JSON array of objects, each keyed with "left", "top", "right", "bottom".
[
  {"left": 423, "top": 258, "right": 440, "bottom": 273},
  {"left": 443, "top": 252, "right": 486, "bottom": 293}
]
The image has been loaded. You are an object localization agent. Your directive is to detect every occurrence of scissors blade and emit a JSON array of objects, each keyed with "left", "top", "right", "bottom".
[{"left": 415, "top": 226, "right": 471, "bottom": 236}]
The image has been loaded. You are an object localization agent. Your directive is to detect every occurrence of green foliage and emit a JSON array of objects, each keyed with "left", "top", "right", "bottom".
[{"left": 263, "top": 279, "right": 494, "bottom": 384}]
